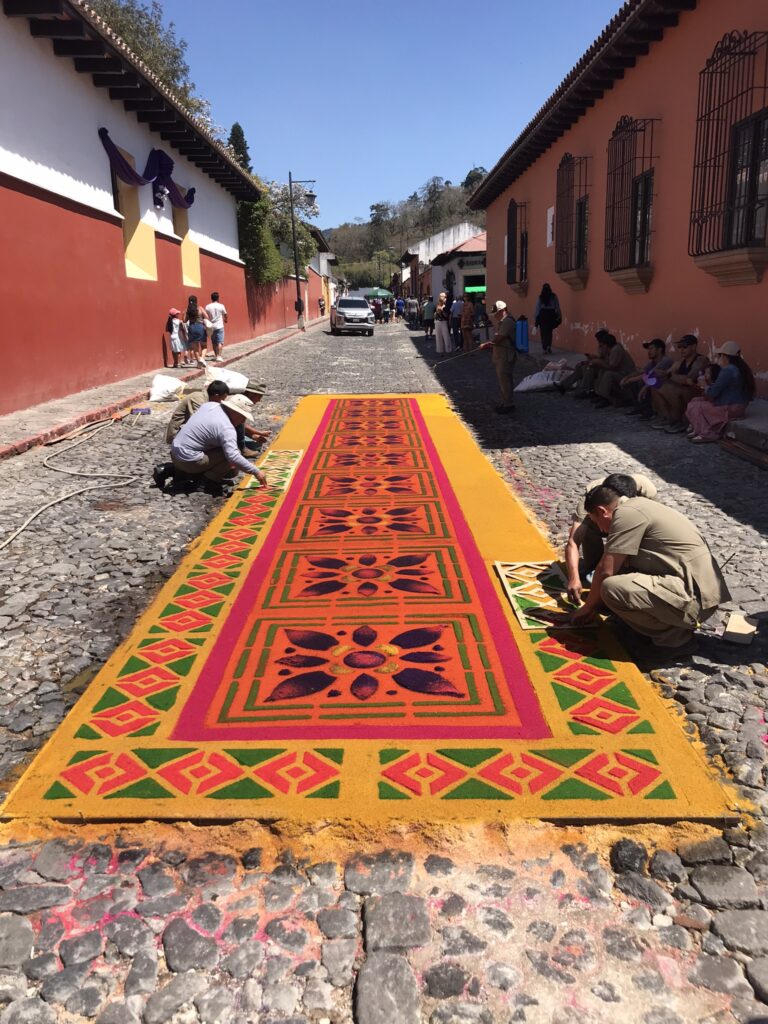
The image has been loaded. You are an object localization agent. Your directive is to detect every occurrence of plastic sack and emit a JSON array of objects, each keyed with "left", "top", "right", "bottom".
[
  {"left": 149, "top": 374, "right": 185, "bottom": 402},
  {"left": 204, "top": 364, "right": 249, "bottom": 393},
  {"left": 514, "top": 369, "right": 561, "bottom": 393}
]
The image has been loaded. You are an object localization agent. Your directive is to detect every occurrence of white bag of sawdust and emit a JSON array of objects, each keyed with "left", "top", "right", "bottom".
[
  {"left": 204, "top": 365, "right": 249, "bottom": 393},
  {"left": 149, "top": 374, "right": 185, "bottom": 402},
  {"left": 514, "top": 370, "right": 560, "bottom": 393}
]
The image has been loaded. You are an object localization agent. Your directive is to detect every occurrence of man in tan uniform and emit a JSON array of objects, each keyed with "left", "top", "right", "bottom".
[
  {"left": 565, "top": 472, "right": 658, "bottom": 604},
  {"left": 480, "top": 300, "right": 516, "bottom": 414},
  {"left": 571, "top": 485, "right": 729, "bottom": 648}
]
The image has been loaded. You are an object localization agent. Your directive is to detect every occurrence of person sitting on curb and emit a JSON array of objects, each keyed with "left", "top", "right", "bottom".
[
  {"left": 650, "top": 334, "right": 708, "bottom": 433},
  {"left": 564, "top": 472, "right": 658, "bottom": 605},
  {"left": 571, "top": 484, "right": 729, "bottom": 653},
  {"left": 589, "top": 334, "right": 637, "bottom": 408},
  {"left": 685, "top": 340, "right": 755, "bottom": 444},
  {"left": 169, "top": 394, "right": 267, "bottom": 495},
  {"left": 479, "top": 300, "right": 516, "bottom": 414},
  {"left": 621, "top": 339, "right": 673, "bottom": 419},
  {"left": 555, "top": 329, "right": 612, "bottom": 398}
]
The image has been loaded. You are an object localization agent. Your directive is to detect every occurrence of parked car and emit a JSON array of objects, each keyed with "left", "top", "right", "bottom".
[{"left": 330, "top": 297, "right": 375, "bottom": 337}]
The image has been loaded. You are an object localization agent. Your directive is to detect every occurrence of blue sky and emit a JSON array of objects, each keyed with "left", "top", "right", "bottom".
[{"left": 162, "top": 0, "right": 622, "bottom": 229}]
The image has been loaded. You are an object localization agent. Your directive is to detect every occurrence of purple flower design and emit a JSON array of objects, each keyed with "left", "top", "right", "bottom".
[
  {"left": 298, "top": 554, "right": 440, "bottom": 599},
  {"left": 315, "top": 506, "right": 423, "bottom": 537},
  {"left": 264, "top": 624, "right": 462, "bottom": 703},
  {"left": 324, "top": 475, "right": 417, "bottom": 497}
]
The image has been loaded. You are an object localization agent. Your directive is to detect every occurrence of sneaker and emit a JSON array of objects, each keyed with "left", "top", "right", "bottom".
[
  {"left": 196, "top": 358, "right": 207, "bottom": 368},
  {"left": 592, "top": 398, "right": 610, "bottom": 409},
  {"left": 215, "top": 355, "right": 224, "bottom": 363},
  {"left": 650, "top": 420, "right": 669, "bottom": 430},
  {"left": 665, "top": 422, "right": 687, "bottom": 434}
]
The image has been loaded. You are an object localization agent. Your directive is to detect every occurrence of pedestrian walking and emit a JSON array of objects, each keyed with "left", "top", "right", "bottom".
[
  {"left": 460, "top": 296, "right": 476, "bottom": 353},
  {"left": 422, "top": 296, "right": 435, "bottom": 337},
  {"left": 450, "top": 295, "right": 464, "bottom": 350},
  {"left": 534, "top": 283, "right": 561, "bottom": 356},
  {"left": 204, "top": 291, "right": 228, "bottom": 363},
  {"left": 183, "top": 296, "right": 207, "bottom": 368},
  {"left": 165, "top": 308, "right": 187, "bottom": 369},
  {"left": 434, "top": 292, "right": 454, "bottom": 356}
]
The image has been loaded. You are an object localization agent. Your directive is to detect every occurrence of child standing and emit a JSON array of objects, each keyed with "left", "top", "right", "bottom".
[{"left": 166, "top": 308, "right": 187, "bottom": 368}]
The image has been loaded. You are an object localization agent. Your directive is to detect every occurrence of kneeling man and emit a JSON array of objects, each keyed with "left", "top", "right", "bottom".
[
  {"left": 171, "top": 394, "right": 267, "bottom": 488},
  {"left": 571, "top": 485, "right": 728, "bottom": 649}
]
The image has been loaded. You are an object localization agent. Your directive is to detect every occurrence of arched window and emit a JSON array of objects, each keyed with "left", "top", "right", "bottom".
[
  {"left": 689, "top": 30, "right": 768, "bottom": 258},
  {"left": 505, "top": 200, "right": 528, "bottom": 287},
  {"left": 555, "top": 154, "right": 589, "bottom": 279},
  {"left": 605, "top": 116, "right": 657, "bottom": 273}
]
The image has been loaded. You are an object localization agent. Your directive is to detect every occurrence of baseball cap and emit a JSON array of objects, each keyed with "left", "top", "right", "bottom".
[
  {"left": 221, "top": 394, "right": 255, "bottom": 424},
  {"left": 168, "top": 307, "right": 181, "bottom": 316},
  {"left": 492, "top": 300, "right": 507, "bottom": 312},
  {"left": 244, "top": 379, "right": 268, "bottom": 396},
  {"left": 714, "top": 340, "right": 741, "bottom": 358},
  {"left": 642, "top": 338, "right": 666, "bottom": 351},
  {"left": 677, "top": 334, "right": 698, "bottom": 348}
]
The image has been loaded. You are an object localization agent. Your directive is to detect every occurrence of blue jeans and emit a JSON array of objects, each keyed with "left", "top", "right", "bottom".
[{"left": 211, "top": 328, "right": 224, "bottom": 351}]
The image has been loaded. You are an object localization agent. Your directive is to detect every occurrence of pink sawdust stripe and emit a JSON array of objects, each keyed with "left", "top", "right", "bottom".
[
  {"left": 408, "top": 398, "right": 550, "bottom": 738},
  {"left": 174, "top": 397, "right": 550, "bottom": 741}
]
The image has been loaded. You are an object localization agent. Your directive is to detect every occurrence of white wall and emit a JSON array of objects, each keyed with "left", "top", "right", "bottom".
[
  {"left": 0, "top": 16, "right": 239, "bottom": 260},
  {"left": 411, "top": 222, "right": 484, "bottom": 264}
]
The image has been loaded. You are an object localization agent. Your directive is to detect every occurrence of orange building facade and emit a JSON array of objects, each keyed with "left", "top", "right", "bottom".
[{"left": 471, "top": 0, "right": 768, "bottom": 390}]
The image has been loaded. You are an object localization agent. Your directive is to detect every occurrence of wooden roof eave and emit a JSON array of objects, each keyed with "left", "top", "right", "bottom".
[
  {"left": 468, "top": 0, "right": 695, "bottom": 210},
  {"left": 2, "top": 0, "right": 260, "bottom": 202}
]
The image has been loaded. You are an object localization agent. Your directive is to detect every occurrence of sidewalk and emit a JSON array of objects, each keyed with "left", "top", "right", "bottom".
[{"left": 0, "top": 318, "right": 325, "bottom": 460}]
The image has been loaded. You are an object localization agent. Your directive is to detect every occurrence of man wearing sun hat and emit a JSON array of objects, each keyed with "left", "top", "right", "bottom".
[
  {"left": 169, "top": 394, "right": 267, "bottom": 488},
  {"left": 479, "top": 300, "right": 517, "bottom": 413}
]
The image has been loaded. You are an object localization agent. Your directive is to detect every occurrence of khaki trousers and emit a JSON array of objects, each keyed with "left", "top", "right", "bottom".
[
  {"left": 652, "top": 381, "right": 697, "bottom": 423},
  {"left": 492, "top": 346, "right": 516, "bottom": 405},
  {"left": 601, "top": 572, "right": 701, "bottom": 648},
  {"left": 171, "top": 448, "right": 236, "bottom": 482}
]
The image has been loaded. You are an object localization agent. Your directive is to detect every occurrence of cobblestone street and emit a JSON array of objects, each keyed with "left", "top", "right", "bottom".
[{"left": 0, "top": 319, "right": 767, "bottom": 1024}]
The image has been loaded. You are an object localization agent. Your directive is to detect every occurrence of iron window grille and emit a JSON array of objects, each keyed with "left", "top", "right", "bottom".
[
  {"left": 604, "top": 116, "right": 658, "bottom": 272},
  {"left": 689, "top": 30, "right": 768, "bottom": 257},
  {"left": 506, "top": 200, "right": 529, "bottom": 284},
  {"left": 555, "top": 155, "right": 589, "bottom": 273}
]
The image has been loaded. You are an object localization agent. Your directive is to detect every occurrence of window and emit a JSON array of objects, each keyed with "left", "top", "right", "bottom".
[
  {"left": 604, "top": 116, "right": 657, "bottom": 272},
  {"left": 728, "top": 112, "right": 768, "bottom": 247},
  {"left": 689, "top": 30, "right": 768, "bottom": 257},
  {"left": 111, "top": 148, "right": 157, "bottom": 281},
  {"left": 172, "top": 203, "right": 201, "bottom": 287},
  {"left": 505, "top": 200, "right": 529, "bottom": 286},
  {"left": 555, "top": 154, "right": 589, "bottom": 275}
]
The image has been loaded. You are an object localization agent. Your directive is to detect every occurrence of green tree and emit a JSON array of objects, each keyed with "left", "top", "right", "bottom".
[
  {"left": 267, "top": 182, "right": 319, "bottom": 276},
  {"left": 227, "top": 122, "right": 252, "bottom": 172},
  {"left": 462, "top": 166, "right": 488, "bottom": 191},
  {"left": 88, "top": 0, "right": 216, "bottom": 133},
  {"left": 226, "top": 124, "right": 282, "bottom": 283}
]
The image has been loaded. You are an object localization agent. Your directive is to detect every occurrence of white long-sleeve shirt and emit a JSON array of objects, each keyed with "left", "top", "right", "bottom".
[{"left": 170, "top": 402, "right": 259, "bottom": 476}]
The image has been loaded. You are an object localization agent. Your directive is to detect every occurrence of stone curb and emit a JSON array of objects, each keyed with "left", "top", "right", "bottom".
[{"left": 0, "top": 318, "right": 324, "bottom": 463}]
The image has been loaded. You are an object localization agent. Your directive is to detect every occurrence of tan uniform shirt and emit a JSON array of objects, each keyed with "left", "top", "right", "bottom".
[
  {"left": 604, "top": 497, "right": 729, "bottom": 612},
  {"left": 165, "top": 391, "right": 206, "bottom": 444}
]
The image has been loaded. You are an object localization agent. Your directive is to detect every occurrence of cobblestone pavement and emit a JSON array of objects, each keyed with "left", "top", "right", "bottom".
[{"left": 0, "top": 319, "right": 766, "bottom": 1023}]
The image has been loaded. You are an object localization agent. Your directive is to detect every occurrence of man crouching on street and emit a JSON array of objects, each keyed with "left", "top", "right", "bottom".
[
  {"left": 169, "top": 393, "right": 267, "bottom": 495},
  {"left": 570, "top": 483, "right": 729, "bottom": 652}
]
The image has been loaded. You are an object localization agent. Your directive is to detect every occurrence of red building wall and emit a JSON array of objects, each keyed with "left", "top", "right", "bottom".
[
  {"left": 483, "top": 0, "right": 767, "bottom": 386},
  {"left": 0, "top": 179, "right": 321, "bottom": 417}
]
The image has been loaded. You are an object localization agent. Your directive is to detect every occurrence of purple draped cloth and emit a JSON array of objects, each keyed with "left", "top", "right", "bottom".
[{"left": 98, "top": 128, "right": 196, "bottom": 209}]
